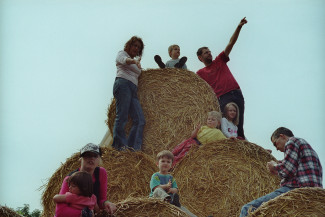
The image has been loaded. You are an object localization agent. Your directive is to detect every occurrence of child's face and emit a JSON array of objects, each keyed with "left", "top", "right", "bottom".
[
  {"left": 69, "top": 183, "right": 81, "bottom": 195},
  {"left": 170, "top": 46, "right": 180, "bottom": 59},
  {"left": 157, "top": 156, "right": 172, "bottom": 174},
  {"left": 227, "top": 105, "right": 237, "bottom": 121},
  {"left": 207, "top": 116, "right": 218, "bottom": 128}
]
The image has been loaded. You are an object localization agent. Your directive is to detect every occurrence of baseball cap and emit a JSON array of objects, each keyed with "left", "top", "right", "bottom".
[{"left": 80, "top": 143, "right": 101, "bottom": 157}]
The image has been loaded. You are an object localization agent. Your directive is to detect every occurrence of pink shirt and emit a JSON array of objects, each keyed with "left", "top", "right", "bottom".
[
  {"left": 55, "top": 167, "right": 108, "bottom": 216},
  {"left": 197, "top": 51, "right": 240, "bottom": 98},
  {"left": 55, "top": 192, "right": 96, "bottom": 217}
]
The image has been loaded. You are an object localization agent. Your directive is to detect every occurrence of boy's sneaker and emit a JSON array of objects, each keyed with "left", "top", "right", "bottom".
[
  {"left": 171, "top": 193, "right": 181, "bottom": 207},
  {"left": 174, "top": 56, "right": 187, "bottom": 68},
  {"left": 154, "top": 55, "right": 165, "bottom": 69}
]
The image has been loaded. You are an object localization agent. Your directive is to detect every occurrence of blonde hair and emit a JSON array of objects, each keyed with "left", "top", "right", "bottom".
[
  {"left": 156, "top": 150, "right": 174, "bottom": 162},
  {"left": 224, "top": 102, "right": 239, "bottom": 126},
  {"left": 207, "top": 111, "right": 222, "bottom": 128},
  {"left": 168, "top": 44, "right": 179, "bottom": 57}
]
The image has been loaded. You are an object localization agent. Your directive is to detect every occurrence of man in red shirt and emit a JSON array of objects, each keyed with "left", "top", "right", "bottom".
[{"left": 196, "top": 17, "right": 247, "bottom": 139}]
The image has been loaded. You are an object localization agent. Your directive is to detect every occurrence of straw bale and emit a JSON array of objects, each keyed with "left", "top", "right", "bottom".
[
  {"left": 96, "top": 197, "right": 189, "bottom": 217},
  {"left": 107, "top": 68, "right": 219, "bottom": 158},
  {"left": 41, "top": 147, "right": 157, "bottom": 217},
  {"left": 248, "top": 187, "right": 325, "bottom": 217},
  {"left": 172, "top": 139, "right": 280, "bottom": 217},
  {"left": 0, "top": 206, "right": 23, "bottom": 217}
]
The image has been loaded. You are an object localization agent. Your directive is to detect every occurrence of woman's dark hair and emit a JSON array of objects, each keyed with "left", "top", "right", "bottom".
[
  {"left": 68, "top": 171, "right": 93, "bottom": 197},
  {"left": 124, "top": 36, "right": 144, "bottom": 57}
]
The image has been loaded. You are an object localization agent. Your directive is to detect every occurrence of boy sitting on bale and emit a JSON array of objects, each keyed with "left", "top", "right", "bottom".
[{"left": 149, "top": 150, "right": 197, "bottom": 217}]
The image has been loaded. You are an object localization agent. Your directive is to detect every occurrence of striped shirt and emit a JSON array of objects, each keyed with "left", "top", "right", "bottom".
[
  {"left": 275, "top": 137, "right": 323, "bottom": 188},
  {"left": 116, "top": 50, "right": 142, "bottom": 86}
]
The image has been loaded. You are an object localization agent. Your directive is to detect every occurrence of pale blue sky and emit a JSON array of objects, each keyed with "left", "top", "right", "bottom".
[{"left": 1, "top": 0, "right": 324, "bottom": 211}]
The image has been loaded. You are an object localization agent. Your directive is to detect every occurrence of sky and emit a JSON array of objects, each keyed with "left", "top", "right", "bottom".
[{"left": 1, "top": 0, "right": 324, "bottom": 212}]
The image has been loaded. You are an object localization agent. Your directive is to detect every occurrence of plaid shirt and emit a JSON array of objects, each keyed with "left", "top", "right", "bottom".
[{"left": 275, "top": 137, "right": 323, "bottom": 188}]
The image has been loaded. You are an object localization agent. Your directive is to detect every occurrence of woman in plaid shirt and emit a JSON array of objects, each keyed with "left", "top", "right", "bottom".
[{"left": 239, "top": 127, "right": 323, "bottom": 217}]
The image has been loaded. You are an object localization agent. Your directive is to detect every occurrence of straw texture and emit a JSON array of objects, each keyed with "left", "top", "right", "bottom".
[
  {"left": 96, "top": 197, "right": 189, "bottom": 217},
  {"left": 106, "top": 68, "right": 219, "bottom": 158},
  {"left": 0, "top": 206, "right": 23, "bottom": 217},
  {"left": 173, "top": 139, "right": 280, "bottom": 217},
  {"left": 248, "top": 187, "right": 325, "bottom": 217},
  {"left": 40, "top": 147, "right": 157, "bottom": 217}
]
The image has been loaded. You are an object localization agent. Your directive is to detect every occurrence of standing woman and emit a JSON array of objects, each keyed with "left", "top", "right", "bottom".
[
  {"left": 112, "top": 36, "right": 145, "bottom": 151},
  {"left": 55, "top": 143, "right": 117, "bottom": 216}
]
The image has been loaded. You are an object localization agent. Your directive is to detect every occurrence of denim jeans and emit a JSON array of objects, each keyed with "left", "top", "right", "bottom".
[
  {"left": 112, "top": 78, "right": 145, "bottom": 151},
  {"left": 239, "top": 186, "right": 293, "bottom": 217},
  {"left": 218, "top": 89, "right": 245, "bottom": 138}
]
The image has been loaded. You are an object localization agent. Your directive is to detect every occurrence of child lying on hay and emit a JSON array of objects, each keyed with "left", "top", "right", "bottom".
[
  {"left": 171, "top": 111, "right": 226, "bottom": 167},
  {"left": 150, "top": 150, "right": 197, "bottom": 217}
]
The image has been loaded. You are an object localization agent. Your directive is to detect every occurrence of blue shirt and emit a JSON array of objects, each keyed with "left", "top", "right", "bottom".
[{"left": 149, "top": 172, "right": 178, "bottom": 197}]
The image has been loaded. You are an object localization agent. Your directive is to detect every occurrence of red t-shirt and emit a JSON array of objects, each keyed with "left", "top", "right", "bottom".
[{"left": 196, "top": 51, "right": 240, "bottom": 97}]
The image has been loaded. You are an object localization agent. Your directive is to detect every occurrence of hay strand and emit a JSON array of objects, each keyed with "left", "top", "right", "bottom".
[
  {"left": 107, "top": 68, "right": 219, "bottom": 158},
  {"left": 41, "top": 147, "right": 157, "bottom": 217},
  {"left": 96, "top": 197, "right": 189, "bottom": 217},
  {"left": 173, "top": 139, "right": 280, "bottom": 217},
  {"left": 0, "top": 206, "right": 23, "bottom": 217},
  {"left": 248, "top": 187, "right": 325, "bottom": 217}
]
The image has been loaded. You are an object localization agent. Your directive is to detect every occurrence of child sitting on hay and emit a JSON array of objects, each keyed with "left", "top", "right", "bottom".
[
  {"left": 150, "top": 150, "right": 197, "bottom": 217},
  {"left": 154, "top": 44, "right": 187, "bottom": 69},
  {"left": 150, "top": 150, "right": 180, "bottom": 207},
  {"left": 171, "top": 111, "right": 226, "bottom": 167},
  {"left": 53, "top": 171, "right": 98, "bottom": 217}
]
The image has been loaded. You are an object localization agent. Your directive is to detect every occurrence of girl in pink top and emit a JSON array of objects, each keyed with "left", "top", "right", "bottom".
[
  {"left": 55, "top": 143, "right": 116, "bottom": 216},
  {"left": 54, "top": 171, "right": 97, "bottom": 217}
]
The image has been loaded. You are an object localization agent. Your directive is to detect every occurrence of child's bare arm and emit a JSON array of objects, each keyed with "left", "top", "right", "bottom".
[
  {"left": 190, "top": 124, "right": 201, "bottom": 138},
  {"left": 53, "top": 194, "right": 67, "bottom": 203}
]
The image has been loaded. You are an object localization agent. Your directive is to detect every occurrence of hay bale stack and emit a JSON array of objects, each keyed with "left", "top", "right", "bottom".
[
  {"left": 41, "top": 147, "right": 157, "bottom": 217},
  {"left": 173, "top": 139, "right": 280, "bottom": 217},
  {"left": 96, "top": 197, "right": 189, "bottom": 217},
  {"left": 0, "top": 206, "right": 23, "bottom": 217},
  {"left": 248, "top": 187, "right": 325, "bottom": 217},
  {"left": 107, "top": 68, "right": 219, "bottom": 158}
]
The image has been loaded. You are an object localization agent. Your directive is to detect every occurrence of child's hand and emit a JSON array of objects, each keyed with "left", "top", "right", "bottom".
[
  {"left": 195, "top": 124, "right": 201, "bottom": 130},
  {"left": 167, "top": 188, "right": 178, "bottom": 194},
  {"left": 167, "top": 179, "right": 172, "bottom": 189}
]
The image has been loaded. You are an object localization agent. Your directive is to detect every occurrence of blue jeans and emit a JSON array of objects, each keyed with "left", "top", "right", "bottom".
[
  {"left": 239, "top": 186, "right": 293, "bottom": 217},
  {"left": 112, "top": 78, "right": 145, "bottom": 151}
]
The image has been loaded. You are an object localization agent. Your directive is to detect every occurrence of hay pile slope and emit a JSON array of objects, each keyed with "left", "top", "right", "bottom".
[
  {"left": 96, "top": 197, "right": 189, "bottom": 217},
  {"left": 41, "top": 147, "right": 157, "bottom": 217},
  {"left": 173, "top": 139, "right": 280, "bottom": 217},
  {"left": 249, "top": 187, "right": 325, "bottom": 217},
  {"left": 107, "top": 68, "right": 219, "bottom": 158},
  {"left": 0, "top": 206, "right": 23, "bottom": 217}
]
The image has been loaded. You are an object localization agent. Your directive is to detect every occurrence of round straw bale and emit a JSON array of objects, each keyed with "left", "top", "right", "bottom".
[
  {"left": 95, "top": 197, "right": 189, "bottom": 217},
  {"left": 248, "top": 187, "right": 325, "bottom": 217},
  {"left": 172, "top": 139, "right": 280, "bottom": 217},
  {"left": 40, "top": 147, "right": 157, "bottom": 217},
  {"left": 106, "top": 68, "right": 219, "bottom": 158},
  {"left": 0, "top": 206, "right": 23, "bottom": 217}
]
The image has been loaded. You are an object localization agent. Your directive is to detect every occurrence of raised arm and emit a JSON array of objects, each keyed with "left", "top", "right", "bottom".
[
  {"left": 190, "top": 124, "right": 201, "bottom": 138},
  {"left": 224, "top": 17, "right": 247, "bottom": 57}
]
